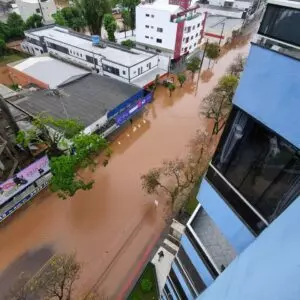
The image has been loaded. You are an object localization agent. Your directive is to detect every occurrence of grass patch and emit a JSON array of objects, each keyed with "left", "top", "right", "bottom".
[
  {"left": 0, "top": 52, "right": 29, "bottom": 65},
  {"left": 127, "top": 263, "right": 159, "bottom": 300},
  {"left": 185, "top": 179, "right": 201, "bottom": 215}
]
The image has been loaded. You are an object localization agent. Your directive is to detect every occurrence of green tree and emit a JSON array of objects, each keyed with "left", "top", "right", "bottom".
[
  {"left": 186, "top": 56, "right": 201, "bottom": 79},
  {"left": 216, "top": 74, "right": 239, "bottom": 101},
  {"left": 122, "top": 0, "right": 139, "bottom": 35},
  {"left": 103, "top": 13, "right": 117, "bottom": 42},
  {"left": 53, "top": 7, "right": 86, "bottom": 32},
  {"left": 7, "top": 13, "right": 25, "bottom": 39},
  {"left": 25, "top": 14, "right": 43, "bottom": 30},
  {"left": 76, "top": 0, "right": 111, "bottom": 36},
  {"left": 205, "top": 43, "right": 220, "bottom": 68},
  {"left": 121, "top": 10, "right": 130, "bottom": 37},
  {"left": 177, "top": 73, "right": 186, "bottom": 87},
  {"left": 0, "top": 39, "right": 6, "bottom": 56},
  {"left": 0, "top": 21, "right": 9, "bottom": 41},
  {"left": 17, "top": 115, "right": 110, "bottom": 199},
  {"left": 167, "top": 82, "right": 176, "bottom": 97},
  {"left": 121, "top": 39, "right": 135, "bottom": 48},
  {"left": 227, "top": 54, "right": 246, "bottom": 76}
]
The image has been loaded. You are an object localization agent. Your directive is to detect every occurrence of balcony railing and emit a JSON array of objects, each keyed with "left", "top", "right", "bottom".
[{"left": 206, "top": 164, "right": 268, "bottom": 236}]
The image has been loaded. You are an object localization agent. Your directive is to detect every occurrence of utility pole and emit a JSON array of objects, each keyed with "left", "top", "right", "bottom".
[
  {"left": 195, "top": 39, "right": 208, "bottom": 95},
  {"left": 218, "top": 21, "right": 225, "bottom": 46}
]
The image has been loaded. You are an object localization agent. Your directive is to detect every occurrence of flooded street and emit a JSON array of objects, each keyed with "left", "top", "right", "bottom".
[{"left": 0, "top": 43, "right": 250, "bottom": 299}]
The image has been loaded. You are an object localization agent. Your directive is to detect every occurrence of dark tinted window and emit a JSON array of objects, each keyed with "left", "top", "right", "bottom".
[
  {"left": 169, "top": 269, "right": 188, "bottom": 300},
  {"left": 103, "top": 64, "right": 120, "bottom": 76},
  {"left": 47, "top": 42, "right": 69, "bottom": 54},
  {"left": 213, "top": 107, "right": 300, "bottom": 222},
  {"left": 86, "top": 55, "right": 98, "bottom": 65},
  {"left": 258, "top": 4, "right": 300, "bottom": 47}
]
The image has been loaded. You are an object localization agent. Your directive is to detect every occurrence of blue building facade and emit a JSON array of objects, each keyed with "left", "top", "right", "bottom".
[{"left": 161, "top": 0, "right": 300, "bottom": 299}]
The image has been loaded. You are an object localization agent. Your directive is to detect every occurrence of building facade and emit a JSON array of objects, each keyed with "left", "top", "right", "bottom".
[
  {"left": 135, "top": 0, "right": 206, "bottom": 60},
  {"left": 16, "top": 0, "right": 57, "bottom": 23},
  {"left": 161, "top": 0, "right": 300, "bottom": 298},
  {"left": 21, "top": 26, "right": 164, "bottom": 87}
]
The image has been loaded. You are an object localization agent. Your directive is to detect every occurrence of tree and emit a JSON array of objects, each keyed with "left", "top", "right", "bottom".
[
  {"left": 141, "top": 131, "right": 211, "bottom": 212},
  {"left": 167, "top": 83, "right": 176, "bottom": 97},
  {"left": 103, "top": 13, "right": 117, "bottom": 42},
  {"left": 5, "top": 272, "right": 34, "bottom": 300},
  {"left": 0, "top": 38, "right": 6, "bottom": 56},
  {"left": 177, "top": 73, "right": 186, "bottom": 88},
  {"left": 186, "top": 57, "right": 201, "bottom": 79},
  {"left": 53, "top": 7, "right": 86, "bottom": 32},
  {"left": 227, "top": 54, "right": 246, "bottom": 76},
  {"left": 0, "top": 21, "right": 9, "bottom": 41},
  {"left": 122, "top": 0, "right": 139, "bottom": 35},
  {"left": 216, "top": 74, "right": 239, "bottom": 102},
  {"left": 17, "top": 115, "right": 110, "bottom": 199},
  {"left": 205, "top": 43, "right": 220, "bottom": 69},
  {"left": 34, "top": 254, "right": 80, "bottom": 300},
  {"left": 121, "top": 39, "right": 135, "bottom": 48},
  {"left": 6, "top": 13, "right": 24, "bottom": 39},
  {"left": 76, "top": 0, "right": 111, "bottom": 36},
  {"left": 121, "top": 10, "right": 130, "bottom": 37},
  {"left": 25, "top": 14, "right": 43, "bottom": 30}
]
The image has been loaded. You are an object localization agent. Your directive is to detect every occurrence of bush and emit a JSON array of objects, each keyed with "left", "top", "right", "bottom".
[
  {"left": 121, "top": 39, "right": 135, "bottom": 48},
  {"left": 140, "top": 278, "right": 153, "bottom": 293}
]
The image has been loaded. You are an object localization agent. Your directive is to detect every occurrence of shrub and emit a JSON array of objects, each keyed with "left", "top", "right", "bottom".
[
  {"left": 121, "top": 39, "right": 135, "bottom": 48},
  {"left": 140, "top": 278, "right": 153, "bottom": 293}
]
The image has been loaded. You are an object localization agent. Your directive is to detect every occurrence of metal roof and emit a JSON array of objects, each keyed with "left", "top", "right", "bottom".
[{"left": 13, "top": 74, "right": 141, "bottom": 127}]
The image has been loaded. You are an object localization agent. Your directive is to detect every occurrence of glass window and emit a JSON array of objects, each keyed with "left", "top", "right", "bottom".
[
  {"left": 103, "top": 64, "right": 120, "bottom": 76},
  {"left": 157, "top": 27, "right": 163, "bottom": 32},
  {"left": 258, "top": 4, "right": 300, "bottom": 47},
  {"left": 212, "top": 107, "right": 300, "bottom": 222},
  {"left": 156, "top": 38, "right": 162, "bottom": 43},
  {"left": 145, "top": 35, "right": 149, "bottom": 39},
  {"left": 146, "top": 13, "right": 149, "bottom": 17},
  {"left": 145, "top": 25, "right": 149, "bottom": 28}
]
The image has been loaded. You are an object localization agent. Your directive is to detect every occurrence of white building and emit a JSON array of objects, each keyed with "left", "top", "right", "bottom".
[
  {"left": 21, "top": 26, "right": 166, "bottom": 87},
  {"left": 16, "top": 0, "right": 57, "bottom": 23},
  {"left": 135, "top": 0, "right": 206, "bottom": 60}
]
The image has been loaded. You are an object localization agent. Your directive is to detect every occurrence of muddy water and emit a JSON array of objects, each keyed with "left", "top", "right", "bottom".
[{"left": 0, "top": 44, "right": 250, "bottom": 299}]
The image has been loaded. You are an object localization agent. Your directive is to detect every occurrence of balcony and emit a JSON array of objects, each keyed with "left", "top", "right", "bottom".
[
  {"left": 170, "top": 5, "right": 201, "bottom": 23},
  {"left": 189, "top": 206, "right": 236, "bottom": 271},
  {"left": 206, "top": 164, "right": 268, "bottom": 236}
]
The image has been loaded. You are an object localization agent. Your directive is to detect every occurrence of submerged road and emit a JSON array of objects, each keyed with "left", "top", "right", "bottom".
[{"left": 0, "top": 43, "right": 250, "bottom": 299}]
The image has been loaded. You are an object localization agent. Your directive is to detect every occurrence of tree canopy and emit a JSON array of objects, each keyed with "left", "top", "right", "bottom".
[
  {"left": 0, "top": 39, "right": 6, "bottom": 56},
  {"left": 17, "top": 115, "right": 110, "bottom": 199},
  {"left": 52, "top": 7, "right": 86, "bottom": 32},
  {"left": 177, "top": 73, "right": 186, "bottom": 87},
  {"left": 186, "top": 57, "right": 201, "bottom": 78},
  {"left": 25, "top": 13, "right": 43, "bottom": 30},
  {"left": 122, "top": 0, "right": 139, "bottom": 34},
  {"left": 75, "top": 0, "right": 111, "bottom": 36},
  {"left": 103, "top": 13, "right": 117, "bottom": 42},
  {"left": 121, "top": 39, "right": 135, "bottom": 48},
  {"left": 6, "top": 13, "right": 25, "bottom": 39},
  {"left": 206, "top": 42, "right": 220, "bottom": 68}
]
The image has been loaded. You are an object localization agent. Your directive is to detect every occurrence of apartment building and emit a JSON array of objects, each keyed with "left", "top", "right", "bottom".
[
  {"left": 21, "top": 26, "right": 164, "bottom": 87},
  {"left": 135, "top": 0, "right": 206, "bottom": 60},
  {"left": 16, "top": 0, "right": 57, "bottom": 23},
  {"left": 161, "top": 0, "right": 300, "bottom": 298}
]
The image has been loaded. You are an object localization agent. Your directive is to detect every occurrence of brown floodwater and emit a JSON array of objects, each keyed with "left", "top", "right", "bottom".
[{"left": 0, "top": 43, "right": 250, "bottom": 299}]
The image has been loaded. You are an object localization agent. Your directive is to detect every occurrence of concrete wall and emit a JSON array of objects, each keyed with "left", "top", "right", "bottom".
[
  {"left": 136, "top": 5, "right": 178, "bottom": 52},
  {"left": 198, "top": 195, "right": 300, "bottom": 300},
  {"left": 197, "top": 179, "right": 255, "bottom": 253},
  {"left": 234, "top": 44, "right": 300, "bottom": 148}
]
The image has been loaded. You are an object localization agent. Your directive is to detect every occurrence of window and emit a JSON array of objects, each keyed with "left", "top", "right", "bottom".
[
  {"left": 189, "top": 45, "right": 192, "bottom": 49},
  {"left": 156, "top": 49, "right": 162, "bottom": 53},
  {"left": 191, "top": 35, "right": 194, "bottom": 40},
  {"left": 212, "top": 107, "right": 300, "bottom": 223},
  {"left": 197, "top": 23, "right": 200, "bottom": 27},
  {"left": 151, "top": 14, "right": 154, "bottom": 17},
  {"left": 146, "top": 13, "right": 150, "bottom": 17},
  {"left": 47, "top": 42, "right": 69, "bottom": 54},
  {"left": 184, "top": 47, "right": 187, "bottom": 52},
  {"left": 196, "top": 33, "right": 199, "bottom": 37},
  {"left": 156, "top": 38, "right": 162, "bottom": 43},
  {"left": 157, "top": 27, "right": 163, "bottom": 32},
  {"left": 185, "top": 37, "right": 189, "bottom": 43},
  {"left": 147, "top": 62, "right": 151, "bottom": 68},
  {"left": 145, "top": 25, "right": 149, "bottom": 28},
  {"left": 151, "top": 26, "right": 154, "bottom": 28},
  {"left": 192, "top": 25, "right": 195, "bottom": 30},
  {"left": 194, "top": 43, "right": 196, "bottom": 47},
  {"left": 224, "top": 1, "right": 233, "bottom": 7},
  {"left": 86, "top": 55, "right": 98, "bottom": 65},
  {"left": 103, "top": 64, "right": 120, "bottom": 76},
  {"left": 122, "top": 70, "right": 126, "bottom": 75},
  {"left": 36, "top": 8, "right": 40, "bottom": 13},
  {"left": 150, "top": 37, "right": 153, "bottom": 39},
  {"left": 258, "top": 4, "right": 300, "bottom": 47},
  {"left": 145, "top": 35, "right": 149, "bottom": 39},
  {"left": 169, "top": 269, "right": 188, "bottom": 300}
]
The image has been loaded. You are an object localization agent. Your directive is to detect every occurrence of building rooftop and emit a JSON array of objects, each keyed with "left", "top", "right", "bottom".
[
  {"left": 191, "top": 207, "right": 236, "bottom": 270},
  {"left": 28, "top": 26, "right": 155, "bottom": 67},
  {"left": 9, "top": 56, "right": 90, "bottom": 89},
  {"left": 139, "top": 0, "right": 181, "bottom": 13},
  {"left": 205, "top": 16, "right": 243, "bottom": 35},
  {"left": 12, "top": 74, "right": 141, "bottom": 127}
]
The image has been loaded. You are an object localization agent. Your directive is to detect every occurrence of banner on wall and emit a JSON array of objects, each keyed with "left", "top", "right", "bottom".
[
  {"left": 115, "top": 93, "right": 153, "bottom": 126},
  {"left": 0, "top": 156, "right": 50, "bottom": 206}
]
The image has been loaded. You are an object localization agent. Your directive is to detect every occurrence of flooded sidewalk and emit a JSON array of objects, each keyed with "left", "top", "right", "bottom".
[{"left": 0, "top": 43, "right": 250, "bottom": 299}]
